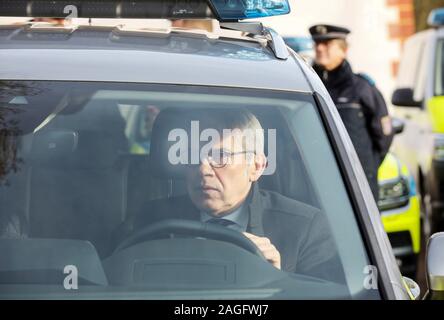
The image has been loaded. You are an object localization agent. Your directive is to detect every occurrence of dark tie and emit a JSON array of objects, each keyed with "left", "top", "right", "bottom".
[{"left": 206, "top": 218, "right": 237, "bottom": 229}]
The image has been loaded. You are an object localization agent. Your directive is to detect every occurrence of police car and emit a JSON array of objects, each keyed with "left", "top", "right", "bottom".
[
  {"left": 378, "top": 152, "right": 421, "bottom": 277},
  {"left": 0, "top": 0, "right": 442, "bottom": 300}
]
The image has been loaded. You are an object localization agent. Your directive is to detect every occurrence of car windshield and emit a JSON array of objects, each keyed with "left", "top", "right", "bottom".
[{"left": 0, "top": 81, "right": 379, "bottom": 299}]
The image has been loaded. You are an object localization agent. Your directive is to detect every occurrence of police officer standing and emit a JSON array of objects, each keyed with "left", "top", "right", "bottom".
[{"left": 309, "top": 24, "right": 394, "bottom": 201}]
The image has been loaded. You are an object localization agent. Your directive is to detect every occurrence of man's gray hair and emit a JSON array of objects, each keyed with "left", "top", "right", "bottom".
[
  {"left": 230, "top": 109, "right": 265, "bottom": 156},
  {"left": 197, "top": 108, "right": 265, "bottom": 155}
]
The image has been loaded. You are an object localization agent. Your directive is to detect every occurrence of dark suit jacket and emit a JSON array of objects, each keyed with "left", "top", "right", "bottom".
[{"left": 114, "top": 183, "right": 346, "bottom": 283}]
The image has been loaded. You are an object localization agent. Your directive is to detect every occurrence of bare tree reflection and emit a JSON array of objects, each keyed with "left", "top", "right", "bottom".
[
  {"left": 0, "top": 107, "right": 23, "bottom": 186},
  {"left": 0, "top": 80, "right": 42, "bottom": 101},
  {"left": 0, "top": 80, "right": 37, "bottom": 186},
  {"left": 0, "top": 81, "right": 53, "bottom": 238}
]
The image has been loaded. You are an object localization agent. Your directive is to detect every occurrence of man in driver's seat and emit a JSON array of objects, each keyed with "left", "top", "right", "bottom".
[{"left": 117, "top": 109, "right": 344, "bottom": 283}]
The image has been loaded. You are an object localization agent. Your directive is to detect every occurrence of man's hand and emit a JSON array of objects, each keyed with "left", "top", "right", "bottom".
[{"left": 243, "top": 232, "right": 281, "bottom": 270}]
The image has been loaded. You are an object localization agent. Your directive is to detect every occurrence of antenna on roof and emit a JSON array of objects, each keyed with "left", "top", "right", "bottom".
[{"left": 220, "top": 22, "right": 289, "bottom": 60}]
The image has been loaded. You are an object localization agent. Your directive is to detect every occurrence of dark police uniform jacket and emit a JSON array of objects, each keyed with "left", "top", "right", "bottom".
[
  {"left": 313, "top": 60, "right": 394, "bottom": 200},
  {"left": 113, "top": 183, "right": 346, "bottom": 284}
]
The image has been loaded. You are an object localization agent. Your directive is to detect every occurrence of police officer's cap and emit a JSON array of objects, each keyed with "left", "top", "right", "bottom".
[{"left": 309, "top": 24, "right": 351, "bottom": 42}]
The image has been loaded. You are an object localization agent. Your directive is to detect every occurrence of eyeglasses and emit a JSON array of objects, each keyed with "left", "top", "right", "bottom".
[{"left": 203, "top": 149, "right": 256, "bottom": 168}]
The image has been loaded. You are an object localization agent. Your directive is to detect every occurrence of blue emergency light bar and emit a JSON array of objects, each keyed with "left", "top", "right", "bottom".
[
  {"left": 209, "top": 0, "right": 290, "bottom": 20},
  {"left": 0, "top": 0, "right": 290, "bottom": 22},
  {"left": 428, "top": 7, "right": 444, "bottom": 27}
]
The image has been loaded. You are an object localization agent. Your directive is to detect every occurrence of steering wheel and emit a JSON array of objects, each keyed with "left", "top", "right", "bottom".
[{"left": 114, "top": 219, "right": 266, "bottom": 260}]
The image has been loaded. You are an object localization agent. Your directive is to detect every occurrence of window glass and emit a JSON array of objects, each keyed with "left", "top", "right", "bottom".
[{"left": 0, "top": 81, "right": 379, "bottom": 299}]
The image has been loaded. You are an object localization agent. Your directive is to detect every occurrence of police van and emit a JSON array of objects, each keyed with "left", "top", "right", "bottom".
[
  {"left": 392, "top": 7, "right": 444, "bottom": 236},
  {"left": 0, "top": 0, "right": 442, "bottom": 300}
]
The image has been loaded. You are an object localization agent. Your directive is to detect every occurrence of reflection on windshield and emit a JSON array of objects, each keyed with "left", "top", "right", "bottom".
[
  {"left": 0, "top": 115, "right": 21, "bottom": 185},
  {"left": 0, "top": 81, "right": 378, "bottom": 299},
  {"left": 0, "top": 82, "right": 30, "bottom": 239}
]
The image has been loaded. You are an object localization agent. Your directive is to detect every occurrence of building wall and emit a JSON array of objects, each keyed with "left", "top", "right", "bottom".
[{"left": 387, "top": 0, "right": 416, "bottom": 78}]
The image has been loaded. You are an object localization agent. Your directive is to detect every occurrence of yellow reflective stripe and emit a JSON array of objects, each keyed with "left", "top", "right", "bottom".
[
  {"left": 428, "top": 96, "right": 444, "bottom": 133},
  {"left": 378, "top": 153, "right": 400, "bottom": 181},
  {"left": 130, "top": 143, "right": 149, "bottom": 155},
  {"left": 400, "top": 163, "right": 410, "bottom": 177},
  {"left": 402, "top": 277, "right": 416, "bottom": 300},
  {"left": 382, "top": 196, "right": 421, "bottom": 254}
]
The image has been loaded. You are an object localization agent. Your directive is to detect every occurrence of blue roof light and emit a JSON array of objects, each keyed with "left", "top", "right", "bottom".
[
  {"left": 428, "top": 8, "right": 444, "bottom": 27},
  {"left": 210, "top": 0, "right": 291, "bottom": 21}
]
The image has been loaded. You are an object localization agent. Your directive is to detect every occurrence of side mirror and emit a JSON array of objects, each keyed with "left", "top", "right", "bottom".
[
  {"left": 392, "top": 88, "right": 422, "bottom": 108},
  {"left": 403, "top": 276, "right": 421, "bottom": 300},
  {"left": 425, "top": 232, "right": 444, "bottom": 299},
  {"left": 392, "top": 117, "right": 405, "bottom": 135}
]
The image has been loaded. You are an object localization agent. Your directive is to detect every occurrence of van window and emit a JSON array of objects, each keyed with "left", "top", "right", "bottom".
[
  {"left": 435, "top": 39, "right": 444, "bottom": 96},
  {"left": 397, "top": 33, "right": 427, "bottom": 100}
]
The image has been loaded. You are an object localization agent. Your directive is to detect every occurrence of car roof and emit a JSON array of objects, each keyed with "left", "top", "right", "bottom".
[{"left": 0, "top": 24, "right": 313, "bottom": 92}]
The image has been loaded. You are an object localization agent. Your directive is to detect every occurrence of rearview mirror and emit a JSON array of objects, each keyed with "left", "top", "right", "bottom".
[
  {"left": 392, "top": 88, "right": 422, "bottom": 108},
  {"left": 425, "top": 232, "right": 444, "bottom": 300}
]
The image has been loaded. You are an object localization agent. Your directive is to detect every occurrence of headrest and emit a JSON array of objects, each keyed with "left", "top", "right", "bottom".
[
  {"left": 150, "top": 108, "right": 197, "bottom": 179},
  {"left": 30, "top": 129, "right": 127, "bottom": 169},
  {"left": 30, "top": 130, "right": 78, "bottom": 162}
]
